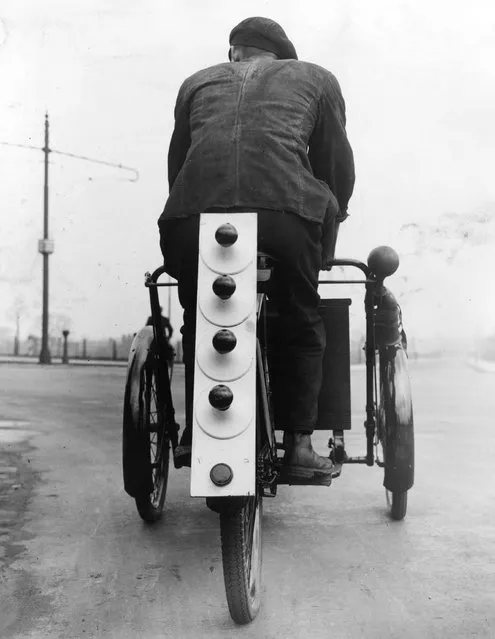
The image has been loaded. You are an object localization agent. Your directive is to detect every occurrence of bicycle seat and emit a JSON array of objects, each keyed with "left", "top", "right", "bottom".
[
  {"left": 257, "top": 252, "right": 277, "bottom": 282},
  {"left": 257, "top": 251, "right": 277, "bottom": 266}
]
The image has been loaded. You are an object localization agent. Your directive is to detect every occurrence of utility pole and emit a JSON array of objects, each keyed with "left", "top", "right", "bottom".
[
  {"left": 1, "top": 114, "right": 138, "bottom": 366},
  {"left": 38, "top": 113, "right": 53, "bottom": 364}
]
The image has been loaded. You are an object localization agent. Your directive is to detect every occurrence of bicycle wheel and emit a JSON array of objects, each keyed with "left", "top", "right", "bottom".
[
  {"left": 377, "top": 344, "right": 414, "bottom": 521},
  {"left": 220, "top": 492, "right": 263, "bottom": 625},
  {"left": 385, "top": 488, "right": 407, "bottom": 521},
  {"left": 123, "top": 328, "right": 170, "bottom": 523},
  {"left": 168, "top": 356, "right": 174, "bottom": 382}
]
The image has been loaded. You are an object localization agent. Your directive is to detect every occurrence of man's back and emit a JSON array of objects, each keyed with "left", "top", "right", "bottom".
[
  {"left": 159, "top": 17, "right": 355, "bottom": 476},
  {"left": 160, "top": 59, "right": 354, "bottom": 226}
]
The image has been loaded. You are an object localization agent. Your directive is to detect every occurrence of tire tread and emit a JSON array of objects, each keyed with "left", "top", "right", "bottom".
[{"left": 220, "top": 498, "right": 261, "bottom": 625}]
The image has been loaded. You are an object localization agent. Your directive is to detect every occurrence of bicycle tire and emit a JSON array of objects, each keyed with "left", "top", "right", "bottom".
[
  {"left": 134, "top": 350, "right": 170, "bottom": 522},
  {"left": 122, "top": 327, "right": 170, "bottom": 522},
  {"left": 377, "top": 345, "right": 414, "bottom": 521},
  {"left": 385, "top": 489, "right": 408, "bottom": 521},
  {"left": 220, "top": 493, "right": 263, "bottom": 625}
]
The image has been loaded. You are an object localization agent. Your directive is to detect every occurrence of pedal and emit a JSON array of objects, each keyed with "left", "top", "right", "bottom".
[
  {"left": 173, "top": 445, "right": 192, "bottom": 469},
  {"left": 277, "top": 466, "right": 334, "bottom": 487}
]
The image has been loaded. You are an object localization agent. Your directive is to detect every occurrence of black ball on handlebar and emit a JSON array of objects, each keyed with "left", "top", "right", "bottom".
[
  {"left": 212, "top": 329, "right": 237, "bottom": 354},
  {"left": 208, "top": 384, "right": 234, "bottom": 411},
  {"left": 212, "top": 274, "right": 236, "bottom": 300},
  {"left": 367, "top": 246, "right": 399, "bottom": 279},
  {"left": 215, "top": 223, "right": 238, "bottom": 247}
]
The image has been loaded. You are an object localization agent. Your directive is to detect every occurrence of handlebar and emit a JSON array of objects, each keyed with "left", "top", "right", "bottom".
[
  {"left": 322, "top": 258, "right": 371, "bottom": 277},
  {"left": 146, "top": 259, "right": 378, "bottom": 288},
  {"left": 145, "top": 266, "right": 178, "bottom": 287}
]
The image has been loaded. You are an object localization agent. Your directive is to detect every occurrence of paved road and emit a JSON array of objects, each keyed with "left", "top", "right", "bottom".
[{"left": 0, "top": 360, "right": 494, "bottom": 638}]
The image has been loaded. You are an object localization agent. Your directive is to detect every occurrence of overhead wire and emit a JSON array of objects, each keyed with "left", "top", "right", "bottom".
[{"left": 0, "top": 141, "right": 139, "bottom": 182}]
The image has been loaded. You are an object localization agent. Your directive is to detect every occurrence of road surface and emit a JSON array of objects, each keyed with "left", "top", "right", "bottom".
[{"left": 1, "top": 359, "right": 494, "bottom": 638}]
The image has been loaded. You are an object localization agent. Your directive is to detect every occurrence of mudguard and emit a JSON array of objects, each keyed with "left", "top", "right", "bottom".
[
  {"left": 122, "top": 326, "right": 154, "bottom": 497},
  {"left": 378, "top": 345, "right": 415, "bottom": 493}
]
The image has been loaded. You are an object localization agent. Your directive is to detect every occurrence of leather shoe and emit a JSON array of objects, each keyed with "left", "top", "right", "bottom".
[{"left": 283, "top": 433, "right": 333, "bottom": 477}]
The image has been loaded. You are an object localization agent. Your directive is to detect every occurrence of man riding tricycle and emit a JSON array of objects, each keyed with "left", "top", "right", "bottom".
[{"left": 122, "top": 17, "right": 414, "bottom": 625}]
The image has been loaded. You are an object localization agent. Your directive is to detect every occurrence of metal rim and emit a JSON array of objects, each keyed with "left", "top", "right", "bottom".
[
  {"left": 145, "top": 364, "right": 167, "bottom": 508},
  {"left": 245, "top": 496, "right": 262, "bottom": 600}
]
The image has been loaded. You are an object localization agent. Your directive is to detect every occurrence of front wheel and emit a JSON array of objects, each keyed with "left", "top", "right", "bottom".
[{"left": 220, "top": 493, "right": 263, "bottom": 625}]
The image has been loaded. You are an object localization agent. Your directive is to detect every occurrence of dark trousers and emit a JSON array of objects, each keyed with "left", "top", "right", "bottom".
[{"left": 159, "top": 209, "right": 326, "bottom": 433}]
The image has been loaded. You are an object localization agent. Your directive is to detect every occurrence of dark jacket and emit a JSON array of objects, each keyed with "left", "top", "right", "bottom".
[{"left": 159, "top": 59, "right": 355, "bottom": 233}]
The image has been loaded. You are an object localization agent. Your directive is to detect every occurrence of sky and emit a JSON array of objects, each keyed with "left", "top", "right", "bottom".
[{"left": 1, "top": 0, "right": 495, "bottom": 343}]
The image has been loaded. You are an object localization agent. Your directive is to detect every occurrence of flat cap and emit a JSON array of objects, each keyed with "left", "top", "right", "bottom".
[{"left": 229, "top": 17, "right": 298, "bottom": 60}]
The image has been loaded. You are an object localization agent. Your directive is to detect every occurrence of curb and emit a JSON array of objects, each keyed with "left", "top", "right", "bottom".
[{"left": 0, "top": 357, "right": 127, "bottom": 367}]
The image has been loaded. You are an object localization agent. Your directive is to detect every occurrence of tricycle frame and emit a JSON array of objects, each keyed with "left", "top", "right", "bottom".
[
  {"left": 144, "top": 255, "right": 406, "bottom": 478},
  {"left": 124, "top": 246, "right": 414, "bottom": 625}
]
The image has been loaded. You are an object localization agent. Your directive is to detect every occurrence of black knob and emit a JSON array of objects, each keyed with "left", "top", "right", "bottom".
[
  {"left": 210, "top": 463, "right": 233, "bottom": 487},
  {"left": 212, "top": 329, "right": 237, "bottom": 354},
  {"left": 212, "top": 274, "right": 236, "bottom": 300},
  {"left": 208, "top": 385, "right": 234, "bottom": 411},
  {"left": 367, "top": 246, "right": 399, "bottom": 280},
  {"left": 215, "top": 223, "right": 238, "bottom": 247}
]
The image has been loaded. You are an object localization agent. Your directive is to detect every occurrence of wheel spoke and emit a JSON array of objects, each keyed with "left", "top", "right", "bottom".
[
  {"left": 248, "top": 502, "right": 261, "bottom": 594},
  {"left": 242, "top": 497, "right": 261, "bottom": 596},
  {"left": 127, "top": 343, "right": 172, "bottom": 523},
  {"left": 142, "top": 362, "right": 168, "bottom": 510},
  {"left": 221, "top": 494, "right": 262, "bottom": 623}
]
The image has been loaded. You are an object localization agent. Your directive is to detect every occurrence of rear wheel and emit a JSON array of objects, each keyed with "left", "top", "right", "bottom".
[
  {"left": 134, "top": 353, "right": 170, "bottom": 522},
  {"left": 168, "top": 359, "right": 174, "bottom": 380},
  {"left": 122, "top": 327, "right": 170, "bottom": 523},
  {"left": 377, "top": 345, "right": 414, "bottom": 521},
  {"left": 220, "top": 493, "right": 263, "bottom": 625},
  {"left": 166, "top": 341, "right": 175, "bottom": 381},
  {"left": 385, "top": 489, "right": 407, "bottom": 521}
]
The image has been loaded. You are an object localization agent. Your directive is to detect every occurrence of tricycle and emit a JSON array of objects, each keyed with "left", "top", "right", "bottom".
[{"left": 122, "top": 212, "right": 414, "bottom": 625}]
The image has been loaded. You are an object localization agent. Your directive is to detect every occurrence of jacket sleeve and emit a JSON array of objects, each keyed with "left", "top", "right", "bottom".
[
  {"left": 168, "top": 82, "right": 192, "bottom": 190},
  {"left": 308, "top": 72, "right": 355, "bottom": 221}
]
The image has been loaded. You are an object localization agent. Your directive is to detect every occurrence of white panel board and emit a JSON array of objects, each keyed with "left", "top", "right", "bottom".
[{"left": 190, "top": 213, "right": 258, "bottom": 497}]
